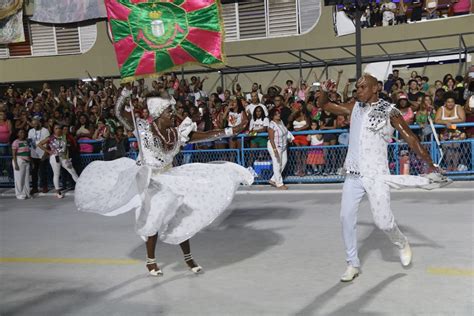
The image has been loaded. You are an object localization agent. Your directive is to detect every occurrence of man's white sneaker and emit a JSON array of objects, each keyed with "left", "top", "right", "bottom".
[
  {"left": 399, "top": 243, "right": 412, "bottom": 266},
  {"left": 340, "top": 265, "right": 360, "bottom": 282}
]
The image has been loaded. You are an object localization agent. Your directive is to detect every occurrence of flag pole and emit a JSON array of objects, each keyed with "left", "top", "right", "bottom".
[{"left": 128, "top": 99, "right": 145, "bottom": 163}]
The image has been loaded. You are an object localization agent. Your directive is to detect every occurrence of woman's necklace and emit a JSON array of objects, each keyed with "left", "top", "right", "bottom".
[{"left": 152, "top": 122, "right": 176, "bottom": 146}]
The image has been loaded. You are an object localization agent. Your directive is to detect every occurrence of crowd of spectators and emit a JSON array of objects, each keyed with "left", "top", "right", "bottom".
[
  {"left": 0, "top": 67, "right": 473, "bottom": 196},
  {"left": 339, "top": 0, "right": 472, "bottom": 28}
]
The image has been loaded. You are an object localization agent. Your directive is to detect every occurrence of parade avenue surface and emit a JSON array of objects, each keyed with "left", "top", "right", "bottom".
[{"left": 1, "top": 183, "right": 473, "bottom": 315}]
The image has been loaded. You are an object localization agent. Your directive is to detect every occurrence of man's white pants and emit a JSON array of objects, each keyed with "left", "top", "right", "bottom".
[
  {"left": 49, "top": 155, "right": 78, "bottom": 190},
  {"left": 267, "top": 143, "right": 287, "bottom": 187},
  {"left": 13, "top": 158, "right": 30, "bottom": 199},
  {"left": 340, "top": 175, "right": 408, "bottom": 267}
]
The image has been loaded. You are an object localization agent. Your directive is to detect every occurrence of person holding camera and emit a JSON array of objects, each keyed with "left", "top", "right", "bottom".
[
  {"left": 28, "top": 117, "right": 50, "bottom": 194},
  {"left": 38, "top": 123, "right": 78, "bottom": 199}
]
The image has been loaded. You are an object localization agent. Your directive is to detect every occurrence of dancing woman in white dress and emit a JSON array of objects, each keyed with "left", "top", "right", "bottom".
[{"left": 75, "top": 88, "right": 253, "bottom": 276}]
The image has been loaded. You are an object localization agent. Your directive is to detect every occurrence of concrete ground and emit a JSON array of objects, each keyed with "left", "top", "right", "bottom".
[{"left": 1, "top": 183, "right": 473, "bottom": 316}]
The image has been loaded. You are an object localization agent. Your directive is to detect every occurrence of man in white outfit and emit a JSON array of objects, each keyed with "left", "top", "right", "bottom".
[
  {"left": 28, "top": 118, "right": 50, "bottom": 194},
  {"left": 319, "top": 74, "right": 449, "bottom": 282}
]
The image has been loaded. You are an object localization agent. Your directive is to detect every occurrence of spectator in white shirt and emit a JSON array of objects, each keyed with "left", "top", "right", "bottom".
[
  {"left": 249, "top": 106, "right": 269, "bottom": 148},
  {"left": 425, "top": 0, "right": 439, "bottom": 19},
  {"left": 246, "top": 91, "right": 268, "bottom": 120},
  {"left": 28, "top": 117, "right": 50, "bottom": 194},
  {"left": 191, "top": 86, "right": 207, "bottom": 107},
  {"left": 224, "top": 97, "right": 248, "bottom": 150},
  {"left": 246, "top": 83, "right": 263, "bottom": 103},
  {"left": 381, "top": 0, "right": 396, "bottom": 26}
]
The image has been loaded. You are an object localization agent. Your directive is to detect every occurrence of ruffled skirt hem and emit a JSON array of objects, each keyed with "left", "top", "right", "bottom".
[{"left": 75, "top": 158, "right": 254, "bottom": 244}]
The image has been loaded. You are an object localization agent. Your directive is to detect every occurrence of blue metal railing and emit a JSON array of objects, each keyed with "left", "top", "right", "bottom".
[{"left": 1, "top": 123, "right": 473, "bottom": 187}]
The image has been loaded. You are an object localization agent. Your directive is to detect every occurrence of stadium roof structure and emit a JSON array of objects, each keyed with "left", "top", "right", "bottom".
[{"left": 182, "top": 32, "right": 474, "bottom": 76}]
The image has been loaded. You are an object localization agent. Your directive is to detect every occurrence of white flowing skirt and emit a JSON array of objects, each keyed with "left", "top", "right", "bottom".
[{"left": 75, "top": 158, "right": 254, "bottom": 244}]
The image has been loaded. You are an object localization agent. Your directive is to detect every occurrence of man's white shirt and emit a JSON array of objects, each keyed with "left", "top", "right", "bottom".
[
  {"left": 28, "top": 127, "right": 50, "bottom": 159},
  {"left": 246, "top": 92, "right": 263, "bottom": 102}
]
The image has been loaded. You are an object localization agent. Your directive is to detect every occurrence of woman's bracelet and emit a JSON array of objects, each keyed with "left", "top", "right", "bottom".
[{"left": 224, "top": 127, "right": 233, "bottom": 136}]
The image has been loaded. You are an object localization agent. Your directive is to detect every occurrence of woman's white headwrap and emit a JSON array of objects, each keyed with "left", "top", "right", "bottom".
[{"left": 147, "top": 96, "right": 176, "bottom": 119}]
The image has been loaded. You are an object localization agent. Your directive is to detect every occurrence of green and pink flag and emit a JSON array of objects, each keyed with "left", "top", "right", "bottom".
[{"left": 105, "top": 0, "right": 225, "bottom": 82}]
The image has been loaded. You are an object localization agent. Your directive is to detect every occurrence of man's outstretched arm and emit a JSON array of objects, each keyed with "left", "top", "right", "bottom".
[
  {"left": 390, "top": 113, "right": 439, "bottom": 173},
  {"left": 318, "top": 81, "right": 356, "bottom": 116}
]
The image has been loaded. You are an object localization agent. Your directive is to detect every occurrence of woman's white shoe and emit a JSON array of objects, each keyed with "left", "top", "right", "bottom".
[
  {"left": 148, "top": 268, "right": 163, "bottom": 276},
  {"left": 399, "top": 243, "right": 412, "bottom": 266},
  {"left": 146, "top": 258, "right": 163, "bottom": 277},
  {"left": 184, "top": 253, "right": 203, "bottom": 274},
  {"left": 190, "top": 265, "right": 203, "bottom": 274}
]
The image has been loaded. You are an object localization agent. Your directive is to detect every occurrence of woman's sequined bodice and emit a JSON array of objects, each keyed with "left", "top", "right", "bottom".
[{"left": 136, "top": 118, "right": 181, "bottom": 171}]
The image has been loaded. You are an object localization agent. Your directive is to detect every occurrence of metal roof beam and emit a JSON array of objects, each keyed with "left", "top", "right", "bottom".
[
  {"left": 340, "top": 47, "right": 355, "bottom": 57},
  {"left": 226, "top": 32, "right": 474, "bottom": 60},
  {"left": 288, "top": 51, "right": 309, "bottom": 63},
  {"left": 460, "top": 34, "right": 467, "bottom": 50},
  {"left": 245, "top": 54, "right": 278, "bottom": 67},
  {"left": 377, "top": 43, "right": 390, "bottom": 60},
  {"left": 169, "top": 45, "right": 474, "bottom": 76},
  {"left": 418, "top": 39, "right": 430, "bottom": 58},
  {"left": 301, "top": 50, "right": 324, "bottom": 63}
]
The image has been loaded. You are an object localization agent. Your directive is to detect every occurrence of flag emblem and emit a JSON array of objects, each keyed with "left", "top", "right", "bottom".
[{"left": 106, "top": 0, "right": 225, "bottom": 82}]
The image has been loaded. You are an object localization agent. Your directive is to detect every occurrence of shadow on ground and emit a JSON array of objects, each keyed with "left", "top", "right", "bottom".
[
  {"left": 295, "top": 273, "right": 407, "bottom": 316},
  {"left": 127, "top": 206, "right": 302, "bottom": 272}
]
